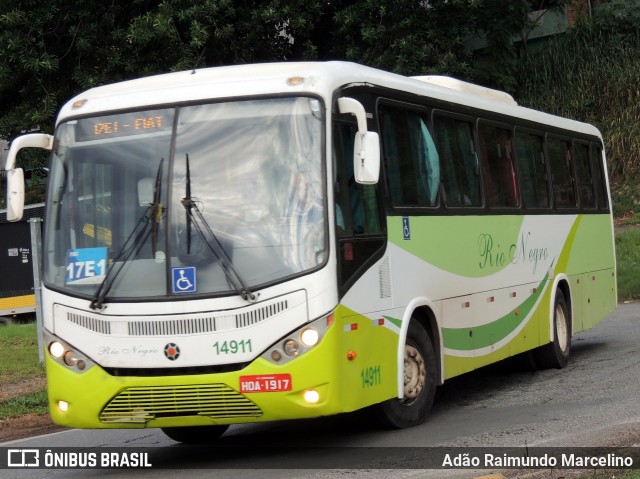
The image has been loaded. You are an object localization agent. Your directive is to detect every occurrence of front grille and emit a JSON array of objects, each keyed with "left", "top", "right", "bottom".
[
  {"left": 68, "top": 311, "right": 111, "bottom": 334},
  {"left": 100, "top": 384, "right": 262, "bottom": 423},
  {"left": 128, "top": 316, "right": 216, "bottom": 336}
]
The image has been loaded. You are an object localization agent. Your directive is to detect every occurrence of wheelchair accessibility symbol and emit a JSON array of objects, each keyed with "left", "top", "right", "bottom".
[{"left": 172, "top": 267, "right": 197, "bottom": 293}]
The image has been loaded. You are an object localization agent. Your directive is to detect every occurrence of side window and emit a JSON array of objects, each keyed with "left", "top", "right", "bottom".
[
  {"left": 380, "top": 106, "right": 440, "bottom": 207},
  {"left": 591, "top": 145, "right": 610, "bottom": 210},
  {"left": 433, "top": 114, "right": 480, "bottom": 207},
  {"left": 574, "top": 142, "right": 596, "bottom": 209},
  {"left": 333, "top": 115, "right": 386, "bottom": 296},
  {"left": 547, "top": 137, "right": 577, "bottom": 208},
  {"left": 333, "top": 123, "right": 382, "bottom": 236},
  {"left": 478, "top": 123, "right": 518, "bottom": 208},
  {"left": 515, "top": 131, "right": 550, "bottom": 208}
]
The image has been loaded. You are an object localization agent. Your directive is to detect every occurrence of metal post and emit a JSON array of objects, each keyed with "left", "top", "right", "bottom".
[{"left": 28, "top": 218, "right": 44, "bottom": 364}]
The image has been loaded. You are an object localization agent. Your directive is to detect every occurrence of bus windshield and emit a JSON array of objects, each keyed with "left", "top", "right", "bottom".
[{"left": 44, "top": 96, "right": 326, "bottom": 302}]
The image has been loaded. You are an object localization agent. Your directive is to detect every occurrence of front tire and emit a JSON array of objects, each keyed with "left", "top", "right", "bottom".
[
  {"left": 375, "top": 320, "right": 437, "bottom": 428},
  {"left": 161, "top": 425, "right": 229, "bottom": 443},
  {"left": 534, "top": 289, "right": 571, "bottom": 369}
]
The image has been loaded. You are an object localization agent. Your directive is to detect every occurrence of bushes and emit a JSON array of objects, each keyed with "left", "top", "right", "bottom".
[{"left": 517, "top": 25, "right": 640, "bottom": 183}]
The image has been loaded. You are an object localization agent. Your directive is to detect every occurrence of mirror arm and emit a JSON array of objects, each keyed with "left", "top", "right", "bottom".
[{"left": 337, "top": 97, "right": 368, "bottom": 135}]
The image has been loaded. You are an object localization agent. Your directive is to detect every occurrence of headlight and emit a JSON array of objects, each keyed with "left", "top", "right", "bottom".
[
  {"left": 49, "top": 341, "right": 65, "bottom": 359},
  {"left": 300, "top": 328, "right": 319, "bottom": 347},
  {"left": 44, "top": 331, "right": 94, "bottom": 373},
  {"left": 263, "top": 311, "right": 333, "bottom": 364}
]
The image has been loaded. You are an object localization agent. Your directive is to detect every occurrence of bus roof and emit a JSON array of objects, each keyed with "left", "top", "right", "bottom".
[{"left": 59, "top": 61, "right": 601, "bottom": 139}]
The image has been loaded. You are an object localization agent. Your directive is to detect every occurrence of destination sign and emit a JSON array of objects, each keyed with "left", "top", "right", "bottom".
[{"left": 76, "top": 110, "right": 173, "bottom": 141}]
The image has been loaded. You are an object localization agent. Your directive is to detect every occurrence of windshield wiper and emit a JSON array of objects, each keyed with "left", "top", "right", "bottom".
[
  {"left": 181, "top": 154, "right": 257, "bottom": 303},
  {"left": 89, "top": 160, "right": 165, "bottom": 310}
]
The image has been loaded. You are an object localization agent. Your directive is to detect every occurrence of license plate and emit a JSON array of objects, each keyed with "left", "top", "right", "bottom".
[{"left": 239, "top": 374, "right": 292, "bottom": 393}]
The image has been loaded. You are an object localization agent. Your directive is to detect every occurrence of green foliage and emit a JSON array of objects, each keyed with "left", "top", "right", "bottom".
[
  {"left": 593, "top": 0, "right": 640, "bottom": 34},
  {"left": 4, "top": 0, "right": 637, "bottom": 213},
  {"left": 333, "top": 0, "right": 477, "bottom": 77},
  {"left": 471, "top": 0, "right": 572, "bottom": 92},
  {"left": 517, "top": 21, "right": 640, "bottom": 183},
  {"left": 0, "top": 391, "right": 48, "bottom": 420},
  {"left": 615, "top": 228, "right": 640, "bottom": 301}
]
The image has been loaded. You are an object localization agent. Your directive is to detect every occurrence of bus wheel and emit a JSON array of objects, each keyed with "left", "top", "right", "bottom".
[
  {"left": 376, "top": 320, "right": 436, "bottom": 428},
  {"left": 161, "top": 425, "right": 229, "bottom": 443},
  {"left": 534, "top": 289, "right": 571, "bottom": 369}
]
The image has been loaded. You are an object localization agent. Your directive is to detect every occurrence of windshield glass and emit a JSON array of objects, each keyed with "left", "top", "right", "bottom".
[{"left": 44, "top": 97, "right": 326, "bottom": 301}]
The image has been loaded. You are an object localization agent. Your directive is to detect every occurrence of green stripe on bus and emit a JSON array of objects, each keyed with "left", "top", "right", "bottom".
[{"left": 442, "top": 274, "right": 547, "bottom": 351}]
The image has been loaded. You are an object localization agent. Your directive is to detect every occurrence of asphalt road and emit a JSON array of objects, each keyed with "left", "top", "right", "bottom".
[{"left": 3, "top": 303, "right": 640, "bottom": 478}]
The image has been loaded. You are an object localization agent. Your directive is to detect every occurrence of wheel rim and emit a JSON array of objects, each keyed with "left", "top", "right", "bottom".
[
  {"left": 555, "top": 302, "right": 569, "bottom": 353},
  {"left": 401, "top": 341, "right": 426, "bottom": 405}
]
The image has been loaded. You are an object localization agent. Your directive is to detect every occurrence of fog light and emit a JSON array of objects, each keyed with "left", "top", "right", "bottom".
[
  {"left": 300, "top": 328, "right": 319, "bottom": 347},
  {"left": 49, "top": 342, "right": 65, "bottom": 359},
  {"left": 303, "top": 390, "right": 320, "bottom": 404},
  {"left": 57, "top": 400, "right": 69, "bottom": 413},
  {"left": 283, "top": 339, "right": 299, "bottom": 356}
]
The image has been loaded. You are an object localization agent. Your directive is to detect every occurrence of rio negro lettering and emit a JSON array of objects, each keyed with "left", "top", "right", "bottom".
[{"left": 478, "top": 232, "right": 549, "bottom": 274}]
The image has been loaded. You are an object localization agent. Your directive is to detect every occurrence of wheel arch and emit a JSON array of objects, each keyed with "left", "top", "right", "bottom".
[
  {"left": 550, "top": 274, "right": 573, "bottom": 341},
  {"left": 396, "top": 298, "right": 443, "bottom": 399}
]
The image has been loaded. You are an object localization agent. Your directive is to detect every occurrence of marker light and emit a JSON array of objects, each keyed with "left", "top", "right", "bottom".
[
  {"left": 303, "top": 390, "right": 320, "bottom": 404},
  {"left": 300, "top": 328, "right": 319, "bottom": 347},
  {"left": 49, "top": 341, "right": 65, "bottom": 359},
  {"left": 71, "top": 99, "right": 87, "bottom": 109},
  {"left": 57, "top": 401, "right": 69, "bottom": 413},
  {"left": 286, "top": 76, "right": 304, "bottom": 86}
]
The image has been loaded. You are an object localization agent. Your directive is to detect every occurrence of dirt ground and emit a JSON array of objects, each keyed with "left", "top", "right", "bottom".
[
  {"left": 0, "top": 377, "right": 66, "bottom": 443},
  {"left": 0, "top": 413, "right": 66, "bottom": 443}
]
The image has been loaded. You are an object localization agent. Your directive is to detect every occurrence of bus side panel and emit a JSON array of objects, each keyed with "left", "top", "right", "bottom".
[
  {"left": 563, "top": 214, "right": 616, "bottom": 332},
  {"left": 384, "top": 213, "right": 615, "bottom": 381}
]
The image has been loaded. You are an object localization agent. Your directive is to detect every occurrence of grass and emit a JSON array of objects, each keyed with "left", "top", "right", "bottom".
[
  {"left": 0, "top": 391, "right": 48, "bottom": 420},
  {"left": 0, "top": 323, "right": 48, "bottom": 420},
  {"left": 615, "top": 227, "right": 640, "bottom": 302}
]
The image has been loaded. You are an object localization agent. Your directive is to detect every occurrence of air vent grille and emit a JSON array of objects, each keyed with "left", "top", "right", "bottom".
[{"left": 100, "top": 384, "right": 262, "bottom": 423}]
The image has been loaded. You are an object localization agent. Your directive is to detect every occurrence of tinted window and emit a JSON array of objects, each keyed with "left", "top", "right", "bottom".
[
  {"left": 515, "top": 131, "right": 550, "bottom": 208},
  {"left": 574, "top": 142, "right": 596, "bottom": 209},
  {"left": 380, "top": 106, "right": 440, "bottom": 207},
  {"left": 478, "top": 124, "right": 518, "bottom": 208},
  {"left": 433, "top": 115, "right": 480, "bottom": 207},
  {"left": 548, "top": 137, "right": 577, "bottom": 208}
]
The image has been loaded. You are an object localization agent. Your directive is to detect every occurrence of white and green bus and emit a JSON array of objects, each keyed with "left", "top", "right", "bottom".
[{"left": 4, "top": 62, "right": 616, "bottom": 442}]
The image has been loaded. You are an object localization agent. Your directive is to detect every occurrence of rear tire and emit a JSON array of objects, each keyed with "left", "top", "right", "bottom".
[
  {"left": 375, "top": 320, "right": 437, "bottom": 428},
  {"left": 161, "top": 425, "right": 229, "bottom": 443},
  {"left": 534, "top": 289, "right": 571, "bottom": 369}
]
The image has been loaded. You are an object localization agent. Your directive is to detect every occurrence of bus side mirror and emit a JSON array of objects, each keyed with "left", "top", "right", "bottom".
[
  {"left": 4, "top": 133, "right": 54, "bottom": 222},
  {"left": 6, "top": 168, "right": 25, "bottom": 222},
  {"left": 337, "top": 97, "right": 380, "bottom": 185},
  {"left": 353, "top": 131, "right": 380, "bottom": 185}
]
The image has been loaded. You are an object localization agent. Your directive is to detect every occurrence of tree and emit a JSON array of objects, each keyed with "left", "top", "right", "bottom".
[
  {"left": 332, "top": 0, "right": 478, "bottom": 77},
  {"left": 471, "top": 0, "right": 572, "bottom": 92},
  {"left": 0, "top": 0, "right": 542, "bottom": 207}
]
